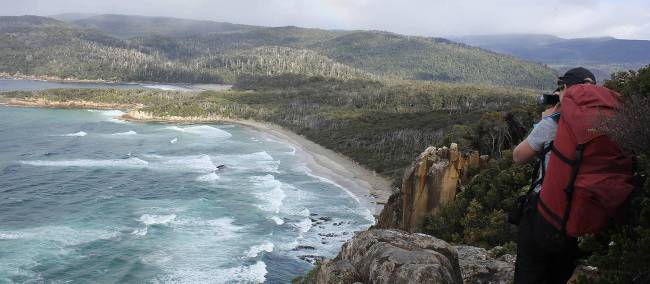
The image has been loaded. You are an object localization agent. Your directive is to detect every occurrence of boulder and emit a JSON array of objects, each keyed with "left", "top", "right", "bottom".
[
  {"left": 455, "top": 245, "right": 514, "bottom": 284},
  {"left": 315, "top": 229, "right": 463, "bottom": 284}
]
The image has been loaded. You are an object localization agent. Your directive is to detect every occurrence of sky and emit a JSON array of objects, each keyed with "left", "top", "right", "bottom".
[{"left": 1, "top": 0, "right": 649, "bottom": 40}]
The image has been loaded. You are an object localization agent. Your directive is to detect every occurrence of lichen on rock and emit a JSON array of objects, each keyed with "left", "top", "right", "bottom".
[{"left": 314, "top": 229, "right": 463, "bottom": 284}]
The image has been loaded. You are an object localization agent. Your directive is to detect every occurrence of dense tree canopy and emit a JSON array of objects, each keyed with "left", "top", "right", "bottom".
[{"left": 1, "top": 15, "right": 557, "bottom": 88}]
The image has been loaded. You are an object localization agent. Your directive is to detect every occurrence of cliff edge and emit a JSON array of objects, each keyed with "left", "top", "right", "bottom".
[{"left": 376, "top": 143, "right": 487, "bottom": 231}]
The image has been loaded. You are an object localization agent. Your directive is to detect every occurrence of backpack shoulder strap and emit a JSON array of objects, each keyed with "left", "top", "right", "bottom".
[{"left": 530, "top": 142, "right": 554, "bottom": 190}]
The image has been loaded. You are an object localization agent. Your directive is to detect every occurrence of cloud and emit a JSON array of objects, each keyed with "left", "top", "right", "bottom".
[{"left": 0, "top": 0, "right": 648, "bottom": 39}]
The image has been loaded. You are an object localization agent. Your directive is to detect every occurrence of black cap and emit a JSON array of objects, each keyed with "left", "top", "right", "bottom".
[{"left": 558, "top": 67, "right": 596, "bottom": 86}]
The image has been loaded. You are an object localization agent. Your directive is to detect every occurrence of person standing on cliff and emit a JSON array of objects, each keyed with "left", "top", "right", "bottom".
[{"left": 512, "top": 67, "right": 596, "bottom": 284}]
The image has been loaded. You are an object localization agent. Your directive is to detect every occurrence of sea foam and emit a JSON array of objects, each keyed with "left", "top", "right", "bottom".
[
  {"left": 246, "top": 241, "right": 274, "bottom": 258},
  {"left": 133, "top": 214, "right": 177, "bottom": 236},
  {"left": 215, "top": 151, "right": 280, "bottom": 173},
  {"left": 303, "top": 167, "right": 378, "bottom": 224},
  {"left": 166, "top": 125, "right": 232, "bottom": 139},
  {"left": 270, "top": 216, "right": 285, "bottom": 225},
  {"left": 196, "top": 172, "right": 220, "bottom": 182},
  {"left": 0, "top": 226, "right": 118, "bottom": 246},
  {"left": 145, "top": 154, "right": 217, "bottom": 173},
  {"left": 61, "top": 131, "right": 87, "bottom": 137},
  {"left": 250, "top": 175, "right": 287, "bottom": 214},
  {"left": 22, "top": 154, "right": 220, "bottom": 173},
  {"left": 139, "top": 214, "right": 177, "bottom": 226},
  {"left": 221, "top": 261, "right": 268, "bottom": 284},
  {"left": 294, "top": 218, "right": 313, "bottom": 236},
  {"left": 110, "top": 130, "right": 137, "bottom": 136},
  {"left": 21, "top": 157, "right": 149, "bottom": 168}
]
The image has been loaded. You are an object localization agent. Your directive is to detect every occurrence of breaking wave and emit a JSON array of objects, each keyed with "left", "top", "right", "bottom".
[
  {"left": 250, "top": 175, "right": 287, "bottom": 214},
  {"left": 132, "top": 214, "right": 177, "bottom": 236},
  {"left": 215, "top": 151, "right": 280, "bottom": 173},
  {"left": 61, "top": 131, "right": 87, "bottom": 137},
  {"left": 143, "top": 154, "right": 217, "bottom": 173},
  {"left": 246, "top": 242, "right": 274, "bottom": 258},
  {"left": 270, "top": 216, "right": 285, "bottom": 225},
  {"left": 110, "top": 130, "right": 137, "bottom": 136},
  {"left": 21, "top": 157, "right": 149, "bottom": 168},
  {"left": 166, "top": 125, "right": 232, "bottom": 139},
  {"left": 0, "top": 226, "right": 118, "bottom": 246},
  {"left": 139, "top": 214, "right": 177, "bottom": 226}
]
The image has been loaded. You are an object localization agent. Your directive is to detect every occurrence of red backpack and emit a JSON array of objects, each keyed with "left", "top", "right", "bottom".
[{"left": 537, "top": 84, "right": 635, "bottom": 237}]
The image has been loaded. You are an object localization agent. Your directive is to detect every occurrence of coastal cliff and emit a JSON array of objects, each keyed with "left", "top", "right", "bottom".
[
  {"left": 306, "top": 144, "right": 519, "bottom": 284},
  {"left": 376, "top": 143, "right": 487, "bottom": 231}
]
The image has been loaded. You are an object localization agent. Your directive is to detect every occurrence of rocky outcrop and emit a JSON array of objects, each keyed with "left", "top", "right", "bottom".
[
  {"left": 377, "top": 143, "right": 487, "bottom": 231},
  {"left": 455, "top": 245, "right": 515, "bottom": 284},
  {"left": 314, "top": 229, "right": 463, "bottom": 284}
]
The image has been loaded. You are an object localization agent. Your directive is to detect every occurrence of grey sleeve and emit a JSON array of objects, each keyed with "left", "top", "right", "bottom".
[{"left": 527, "top": 118, "right": 557, "bottom": 152}]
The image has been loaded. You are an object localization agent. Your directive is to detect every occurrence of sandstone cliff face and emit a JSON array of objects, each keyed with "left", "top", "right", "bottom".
[
  {"left": 315, "top": 229, "right": 463, "bottom": 284},
  {"left": 377, "top": 143, "right": 486, "bottom": 231}
]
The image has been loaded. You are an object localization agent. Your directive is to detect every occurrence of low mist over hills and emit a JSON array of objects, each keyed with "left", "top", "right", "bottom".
[
  {"left": 453, "top": 34, "right": 650, "bottom": 80},
  {"left": 66, "top": 14, "right": 260, "bottom": 38},
  {"left": 1, "top": 14, "right": 557, "bottom": 88}
]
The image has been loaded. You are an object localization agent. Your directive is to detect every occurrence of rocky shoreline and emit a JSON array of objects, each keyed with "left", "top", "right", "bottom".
[{"left": 1, "top": 98, "right": 521, "bottom": 283}]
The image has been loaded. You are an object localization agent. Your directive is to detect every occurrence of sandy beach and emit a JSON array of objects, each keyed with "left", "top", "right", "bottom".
[
  {"left": 0, "top": 100, "right": 393, "bottom": 216},
  {"left": 232, "top": 119, "right": 393, "bottom": 216},
  {"left": 119, "top": 111, "right": 394, "bottom": 216}
]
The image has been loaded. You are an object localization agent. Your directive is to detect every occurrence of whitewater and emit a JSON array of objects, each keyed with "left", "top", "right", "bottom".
[{"left": 0, "top": 106, "right": 374, "bottom": 283}]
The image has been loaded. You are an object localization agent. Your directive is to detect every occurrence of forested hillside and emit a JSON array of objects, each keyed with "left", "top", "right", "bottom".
[
  {"left": 1, "top": 15, "right": 557, "bottom": 88},
  {"left": 453, "top": 34, "right": 650, "bottom": 80},
  {"left": 70, "top": 14, "right": 259, "bottom": 38},
  {"left": 0, "top": 16, "right": 222, "bottom": 83}
]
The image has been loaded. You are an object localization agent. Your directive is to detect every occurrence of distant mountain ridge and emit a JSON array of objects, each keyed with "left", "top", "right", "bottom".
[
  {"left": 68, "top": 14, "right": 260, "bottom": 38},
  {"left": 0, "top": 15, "right": 558, "bottom": 88},
  {"left": 452, "top": 34, "right": 650, "bottom": 80}
]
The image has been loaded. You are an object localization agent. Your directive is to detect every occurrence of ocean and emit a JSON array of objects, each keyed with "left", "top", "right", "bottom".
[{"left": 0, "top": 80, "right": 374, "bottom": 283}]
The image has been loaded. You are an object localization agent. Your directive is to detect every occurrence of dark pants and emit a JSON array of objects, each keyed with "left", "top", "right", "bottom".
[{"left": 515, "top": 195, "right": 581, "bottom": 284}]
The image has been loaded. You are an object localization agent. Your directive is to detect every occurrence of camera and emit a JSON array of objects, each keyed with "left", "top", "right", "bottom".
[{"left": 538, "top": 93, "right": 560, "bottom": 106}]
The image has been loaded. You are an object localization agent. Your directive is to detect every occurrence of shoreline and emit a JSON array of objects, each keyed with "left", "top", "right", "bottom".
[
  {"left": 121, "top": 111, "right": 393, "bottom": 216},
  {"left": 230, "top": 118, "right": 393, "bottom": 216},
  {"left": 0, "top": 100, "right": 393, "bottom": 216},
  {"left": 0, "top": 74, "right": 233, "bottom": 91}
]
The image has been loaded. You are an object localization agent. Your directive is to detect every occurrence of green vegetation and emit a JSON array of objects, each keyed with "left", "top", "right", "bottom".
[
  {"left": 1, "top": 15, "right": 557, "bottom": 88},
  {"left": 0, "top": 74, "right": 537, "bottom": 184},
  {"left": 422, "top": 109, "right": 538, "bottom": 247},
  {"left": 310, "top": 31, "right": 557, "bottom": 88},
  {"left": 575, "top": 66, "right": 650, "bottom": 283},
  {"left": 422, "top": 65, "right": 650, "bottom": 283}
]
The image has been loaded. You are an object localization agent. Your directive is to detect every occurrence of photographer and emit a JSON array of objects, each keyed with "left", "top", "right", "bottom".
[{"left": 512, "top": 67, "right": 596, "bottom": 284}]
